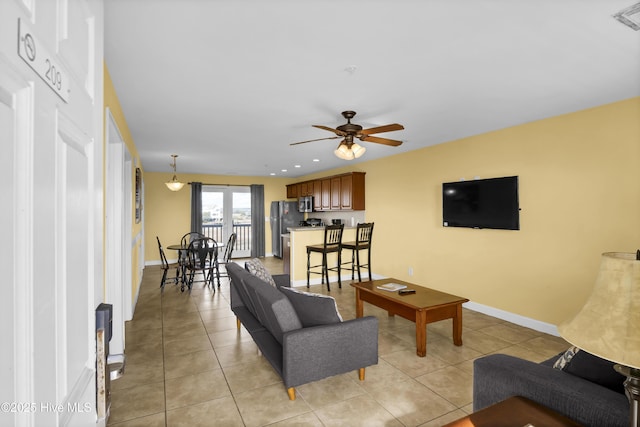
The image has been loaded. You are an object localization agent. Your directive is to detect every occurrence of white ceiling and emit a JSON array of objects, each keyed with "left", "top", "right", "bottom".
[{"left": 104, "top": 0, "right": 640, "bottom": 178}]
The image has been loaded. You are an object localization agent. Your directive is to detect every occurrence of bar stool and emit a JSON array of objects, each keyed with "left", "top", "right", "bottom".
[
  {"left": 306, "top": 224, "right": 344, "bottom": 291},
  {"left": 341, "top": 222, "right": 374, "bottom": 282}
]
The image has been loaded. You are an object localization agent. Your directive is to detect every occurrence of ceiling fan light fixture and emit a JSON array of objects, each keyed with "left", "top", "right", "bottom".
[
  {"left": 352, "top": 142, "right": 366, "bottom": 158},
  {"left": 334, "top": 141, "right": 355, "bottom": 160},
  {"left": 165, "top": 154, "right": 185, "bottom": 191}
]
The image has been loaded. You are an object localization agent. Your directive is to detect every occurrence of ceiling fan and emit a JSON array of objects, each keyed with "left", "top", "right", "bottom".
[{"left": 290, "top": 111, "right": 404, "bottom": 160}]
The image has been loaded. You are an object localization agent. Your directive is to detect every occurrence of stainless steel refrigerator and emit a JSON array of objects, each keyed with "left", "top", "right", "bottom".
[{"left": 270, "top": 201, "right": 303, "bottom": 258}]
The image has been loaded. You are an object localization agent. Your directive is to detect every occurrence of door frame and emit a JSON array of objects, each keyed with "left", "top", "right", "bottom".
[{"left": 105, "top": 108, "right": 132, "bottom": 359}]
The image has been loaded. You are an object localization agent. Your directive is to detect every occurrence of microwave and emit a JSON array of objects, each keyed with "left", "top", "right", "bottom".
[{"left": 298, "top": 196, "right": 313, "bottom": 213}]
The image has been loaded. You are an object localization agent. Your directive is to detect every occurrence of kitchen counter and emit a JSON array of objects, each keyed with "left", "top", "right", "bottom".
[
  {"left": 287, "top": 226, "right": 357, "bottom": 232},
  {"left": 287, "top": 226, "right": 356, "bottom": 285}
]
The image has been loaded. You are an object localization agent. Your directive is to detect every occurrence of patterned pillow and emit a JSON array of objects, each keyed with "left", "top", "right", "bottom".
[
  {"left": 553, "top": 346, "right": 625, "bottom": 394},
  {"left": 279, "top": 287, "right": 343, "bottom": 327},
  {"left": 245, "top": 258, "right": 277, "bottom": 287}
]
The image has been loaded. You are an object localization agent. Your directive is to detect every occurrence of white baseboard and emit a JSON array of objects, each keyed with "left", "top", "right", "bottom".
[{"left": 463, "top": 301, "right": 559, "bottom": 336}]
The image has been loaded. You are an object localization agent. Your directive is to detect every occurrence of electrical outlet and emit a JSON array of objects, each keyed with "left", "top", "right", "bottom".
[{"left": 408, "top": 267, "right": 413, "bottom": 276}]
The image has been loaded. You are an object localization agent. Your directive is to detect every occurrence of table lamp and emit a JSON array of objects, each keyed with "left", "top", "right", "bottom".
[{"left": 558, "top": 251, "right": 640, "bottom": 427}]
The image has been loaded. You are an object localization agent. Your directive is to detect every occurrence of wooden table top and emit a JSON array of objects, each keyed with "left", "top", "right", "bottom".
[
  {"left": 443, "top": 396, "right": 582, "bottom": 427},
  {"left": 350, "top": 278, "right": 468, "bottom": 309}
]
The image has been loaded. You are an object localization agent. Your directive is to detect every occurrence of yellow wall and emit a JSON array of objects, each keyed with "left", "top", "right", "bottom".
[
  {"left": 104, "top": 64, "right": 144, "bottom": 301},
  {"left": 327, "top": 97, "right": 638, "bottom": 326},
  {"left": 145, "top": 172, "right": 293, "bottom": 261}
]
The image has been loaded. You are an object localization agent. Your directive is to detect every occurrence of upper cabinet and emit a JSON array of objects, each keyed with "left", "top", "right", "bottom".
[
  {"left": 286, "top": 172, "right": 365, "bottom": 211},
  {"left": 286, "top": 184, "right": 298, "bottom": 199}
]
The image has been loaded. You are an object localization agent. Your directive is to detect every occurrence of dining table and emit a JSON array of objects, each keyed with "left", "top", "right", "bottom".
[{"left": 166, "top": 240, "right": 223, "bottom": 291}]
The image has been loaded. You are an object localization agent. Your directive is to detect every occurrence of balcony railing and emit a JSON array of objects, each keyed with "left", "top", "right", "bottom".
[{"left": 201, "top": 223, "right": 251, "bottom": 253}]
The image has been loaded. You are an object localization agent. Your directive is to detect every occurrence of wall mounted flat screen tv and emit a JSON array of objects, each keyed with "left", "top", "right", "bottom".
[{"left": 442, "top": 176, "right": 520, "bottom": 230}]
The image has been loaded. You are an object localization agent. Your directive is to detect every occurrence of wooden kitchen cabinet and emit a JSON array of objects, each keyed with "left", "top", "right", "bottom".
[
  {"left": 342, "top": 172, "right": 365, "bottom": 210},
  {"left": 286, "top": 184, "right": 298, "bottom": 199},
  {"left": 330, "top": 176, "right": 341, "bottom": 210},
  {"left": 300, "top": 181, "right": 313, "bottom": 196},
  {"left": 321, "top": 178, "right": 331, "bottom": 210},
  {"left": 313, "top": 180, "right": 322, "bottom": 210},
  {"left": 286, "top": 172, "right": 365, "bottom": 211},
  {"left": 341, "top": 174, "right": 353, "bottom": 209}
]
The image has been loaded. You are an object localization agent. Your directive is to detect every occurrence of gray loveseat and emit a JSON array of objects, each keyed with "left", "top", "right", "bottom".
[
  {"left": 473, "top": 354, "right": 629, "bottom": 427},
  {"left": 226, "top": 262, "right": 378, "bottom": 400}
]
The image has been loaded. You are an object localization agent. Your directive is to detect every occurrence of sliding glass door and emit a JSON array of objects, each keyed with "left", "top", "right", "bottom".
[{"left": 201, "top": 186, "right": 251, "bottom": 258}]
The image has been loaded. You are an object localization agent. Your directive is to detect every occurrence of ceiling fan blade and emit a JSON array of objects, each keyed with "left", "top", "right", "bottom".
[
  {"left": 359, "top": 135, "right": 403, "bottom": 146},
  {"left": 359, "top": 123, "right": 404, "bottom": 136},
  {"left": 290, "top": 136, "right": 340, "bottom": 146},
  {"left": 313, "top": 125, "right": 347, "bottom": 136}
]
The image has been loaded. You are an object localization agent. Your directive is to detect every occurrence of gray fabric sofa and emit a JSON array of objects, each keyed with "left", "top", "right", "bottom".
[
  {"left": 226, "top": 262, "right": 378, "bottom": 400},
  {"left": 473, "top": 354, "right": 629, "bottom": 427}
]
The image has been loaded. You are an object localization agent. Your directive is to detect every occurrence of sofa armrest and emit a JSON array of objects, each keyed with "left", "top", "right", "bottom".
[
  {"left": 272, "top": 274, "right": 291, "bottom": 289},
  {"left": 282, "top": 316, "right": 378, "bottom": 388},
  {"left": 474, "top": 354, "right": 628, "bottom": 427}
]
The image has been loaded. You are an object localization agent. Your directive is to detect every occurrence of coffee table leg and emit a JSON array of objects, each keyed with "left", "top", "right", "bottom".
[
  {"left": 416, "top": 310, "right": 427, "bottom": 357},
  {"left": 355, "top": 289, "right": 363, "bottom": 318},
  {"left": 453, "top": 304, "right": 463, "bottom": 346}
]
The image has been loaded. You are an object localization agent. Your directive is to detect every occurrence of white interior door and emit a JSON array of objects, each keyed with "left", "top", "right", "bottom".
[{"left": 0, "top": 1, "right": 104, "bottom": 426}]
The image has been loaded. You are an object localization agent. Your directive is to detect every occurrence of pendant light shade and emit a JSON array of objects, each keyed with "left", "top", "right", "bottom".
[
  {"left": 334, "top": 140, "right": 366, "bottom": 160},
  {"left": 165, "top": 154, "right": 185, "bottom": 191}
]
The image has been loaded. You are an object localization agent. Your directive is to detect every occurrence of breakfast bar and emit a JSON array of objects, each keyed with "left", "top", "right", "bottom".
[{"left": 287, "top": 226, "right": 356, "bottom": 286}]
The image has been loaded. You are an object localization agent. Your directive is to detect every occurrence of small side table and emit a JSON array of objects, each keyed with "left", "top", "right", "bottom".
[{"left": 443, "top": 396, "right": 582, "bottom": 427}]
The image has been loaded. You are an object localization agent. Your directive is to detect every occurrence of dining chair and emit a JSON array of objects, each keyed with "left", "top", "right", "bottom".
[
  {"left": 306, "top": 224, "right": 344, "bottom": 291},
  {"left": 180, "top": 231, "right": 205, "bottom": 247},
  {"left": 215, "top": 233, "right": 237, "bottom": 287},
  {"left": 341, "top": 222, "right": 374, "bottom": 282},
  {"left": 184, "top": 237, "right": 218, "bottom": 291},
  {"left": 156, "top": 236, "right": 176, "bottom": 288}
]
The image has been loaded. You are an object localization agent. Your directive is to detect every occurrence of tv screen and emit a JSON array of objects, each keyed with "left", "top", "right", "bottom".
[{"left": 442, "top": 176, "right": 520, "bottom": 230}]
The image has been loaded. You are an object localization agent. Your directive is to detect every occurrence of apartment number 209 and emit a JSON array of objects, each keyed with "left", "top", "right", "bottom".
[{"left": 45, "top": 59, "right": 63, "bottom": 91}]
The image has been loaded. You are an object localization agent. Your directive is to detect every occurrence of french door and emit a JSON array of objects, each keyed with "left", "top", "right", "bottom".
[{"left": 202, "top": 186, "right": 251, "bottom": 258}]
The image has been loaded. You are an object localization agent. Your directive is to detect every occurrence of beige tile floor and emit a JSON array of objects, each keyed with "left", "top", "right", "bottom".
[{"left": 108, "top": 257, "right": 569, "bottom": 427}]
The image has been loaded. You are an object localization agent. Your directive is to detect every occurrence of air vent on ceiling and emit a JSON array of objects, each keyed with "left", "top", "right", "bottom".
[{"left": 613, "top": 2, "right": 640, "bottom": 30}]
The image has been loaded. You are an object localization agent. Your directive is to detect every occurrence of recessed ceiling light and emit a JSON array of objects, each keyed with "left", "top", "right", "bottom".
[
  {"left": 270, "top": 172, "right": 276, "bottom": 176},
  {"left": 313, "top": 159, "right": 320, "bottom": 162},
  {"left": 281, "top": 169, "right": 287, "bottom": 172},
  {"left": 294, "top": 165, "right": 301, "bottom": 168}
]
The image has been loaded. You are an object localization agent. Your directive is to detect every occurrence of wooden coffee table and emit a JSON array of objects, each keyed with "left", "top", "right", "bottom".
[
  {"left": 351, "top": 278, "right": 469, "bottom": 357},
  {"left": 442, "top": 396, "right": 582, "bottom": 426}
]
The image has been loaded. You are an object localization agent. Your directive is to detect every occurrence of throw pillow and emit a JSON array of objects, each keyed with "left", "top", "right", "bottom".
[
  {"left": 553, "top": 346, "right": 626, "bottom": 394},
  {"left": 245, "top": 258, "right": 277, "bottom": 287},
  {"left": 279, "top": 287, "right": 343, "bottom": 327}
]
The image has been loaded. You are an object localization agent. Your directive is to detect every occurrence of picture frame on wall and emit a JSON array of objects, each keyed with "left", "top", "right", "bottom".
[{"left": 135, "top": 167, "right": 142, "bottom": 223}]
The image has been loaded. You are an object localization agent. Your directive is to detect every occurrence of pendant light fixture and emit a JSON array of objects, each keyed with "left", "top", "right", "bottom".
[
  {"left": 334, "top": 136, "right": 366, "bottom": 160},
  {"left": 165, "top": 154, "right": 185, "bottom": 191}
]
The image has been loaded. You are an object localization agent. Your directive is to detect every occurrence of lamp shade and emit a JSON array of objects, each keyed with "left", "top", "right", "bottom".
[
  {"left": 558, "top": 252, "right": 640, "bottom": 369},
  {"left": 334, "top": 142, "right": 355, "bottom": 160},
  {"left": 165, "top": 178, "right": 185, "bottom": 191}
]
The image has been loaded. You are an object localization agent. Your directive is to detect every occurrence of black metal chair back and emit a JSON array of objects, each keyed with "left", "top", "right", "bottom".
[
  {"left": 355, "top": 222, "right": 374, "bottom": 247},
  {"left": 185, "top": 237, "right": 218, "bottom": 289},
  {"left": 214, "top": 233, "right": 237, "bottom": 287},
  {"left": 157, "top": 236, "right": 171, "bottom": 288},
  {"left": 306, "top": 224, "right": 344, "bottom": 291},
  {"left": 181, "top": 231, "right": 205, "bottom": 247},
  {"left": 323, "top": 224, "right": 344, "bottom": 248},
  {"left": 341, "top": 222, "right": 374, "bottom": 282}
]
